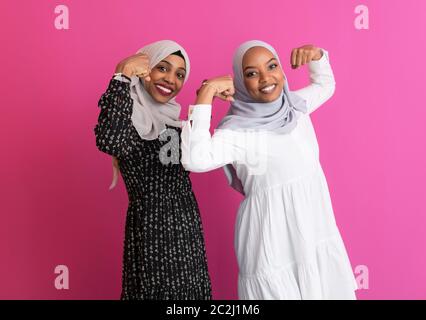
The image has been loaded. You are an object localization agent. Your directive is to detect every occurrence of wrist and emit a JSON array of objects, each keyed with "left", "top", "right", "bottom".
[
  {"left": 195, "top": 84, "right": 216, "bottom": 104},
  {"left": 312, "top": 48, "right": 323, "bottom": 61},
  {"left": 121, "top": 65, "right": 134, "bottom": 78},
  {"left": 113, "top": 72, "right": 132, "bottom": 82},
  {"left": 115, "top": 62, "right": 124, "bottom": 73}
]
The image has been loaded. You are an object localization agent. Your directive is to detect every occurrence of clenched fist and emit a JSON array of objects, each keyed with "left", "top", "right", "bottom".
[
  {"left": 196, "top": 75, "right": 235, "bottom": 105},
  {"left": 291, "top": 45, "right": 323, "bottom": 69},
  {"left": 115, "top": 53, "right": 151, "bottom": 81}
]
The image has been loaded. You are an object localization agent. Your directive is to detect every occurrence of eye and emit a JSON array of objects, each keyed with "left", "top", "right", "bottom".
[
  {"left": 157, "top": 65, "right": 167, "bottom": 72},
  {"left": 177, "top": 72, "right": 185, "bottom": 80},
  {"left": 245, "top": 71, "right": 257, "bottom": 78},
  {"left": 268, "top": 63, "right": 278, "bottom": 70}
]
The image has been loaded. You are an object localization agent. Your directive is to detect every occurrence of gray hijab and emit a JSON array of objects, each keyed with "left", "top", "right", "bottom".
[
  {"left": 130, "top": 40, "right": 190, "bottom": 140},
  {"left": 217, "top": 40, "right": 307, "bottom": 194}
]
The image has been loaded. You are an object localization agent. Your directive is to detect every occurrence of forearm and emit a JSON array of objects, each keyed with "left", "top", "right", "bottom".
[
  {"left": 181, "top": 105, "right": 243, "bottom": 172},
  {"left": 294, "top": 49, "right": 336, "bottom": 114},
  {"left": 195, "top": 84, "right": 217, "bottom": 105},
  {"left": 94, "top": 78, "right": 135, "bottom": 158}
]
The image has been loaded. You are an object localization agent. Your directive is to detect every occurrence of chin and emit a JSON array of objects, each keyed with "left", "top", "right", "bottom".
[
  {"left": 252, "top": 89, "right": 282, "bottom": 103},
  {"left": 150, "top": 92, "right": 171, "bottom": 103},
  {"left": 154, "top": 96, "right": 168, "bottom": 103},
  {"left": 271, "top": 95, "right": 282, "bottom": 102},
  {"left": 258, "top": 95, "right": 280, "bottom": 103}
]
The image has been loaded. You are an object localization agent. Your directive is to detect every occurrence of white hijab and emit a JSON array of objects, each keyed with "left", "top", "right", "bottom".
[
  {"left": 109, "top": 40, "right": 190, "bottom": 190},
  {"left": 130, "top": 40, "right": 190, "bottom": 140},
  {"left": 218, "top": 40, "right": 307, "bottom": 195}
]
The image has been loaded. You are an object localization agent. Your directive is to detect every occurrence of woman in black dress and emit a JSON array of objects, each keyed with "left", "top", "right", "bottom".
[{"left": 94, "top": 40, "right": 212, "bottom": 300}]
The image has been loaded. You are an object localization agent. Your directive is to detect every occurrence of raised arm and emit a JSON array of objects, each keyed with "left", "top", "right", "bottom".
[
  {"left": 181, "top": 105, "right": 246, "bottom": 172},
  {"left": 292, "top": 47, "right": 336, "bottom": 114},
  {"left": 181, "top": 76, "right": 245, "bottom": 172},
  {"left": 94, "top": 53, "right": 152, "bottom": 160},
  {"left": 94, "top": 76, "right": 137, "bottom": 159}
]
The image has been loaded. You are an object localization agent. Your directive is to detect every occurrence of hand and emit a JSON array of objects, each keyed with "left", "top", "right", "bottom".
[
  {"left": 196, "top": 75, "right": 235, "bottom": 104},
  {"left": 109, "top": 156, "right": 120, "bottom": 190},
  {"left": 115, "top": 53, "right": 151, "bottom": 81},
  {"left": 291, "top": 45, "right": 323, "bottom": 69}
]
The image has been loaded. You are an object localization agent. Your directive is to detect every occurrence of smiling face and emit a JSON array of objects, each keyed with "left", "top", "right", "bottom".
[
  {"left": 144, "top": 54, "right": 187, "bottom": 103},
  {"left": 242, "top": 46, "right": 285, "bottom": 103}
]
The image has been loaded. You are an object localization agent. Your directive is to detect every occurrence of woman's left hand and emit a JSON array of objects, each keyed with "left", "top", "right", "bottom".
[{"left": 291, "top": 45, "right": 323, "bottom": 69}]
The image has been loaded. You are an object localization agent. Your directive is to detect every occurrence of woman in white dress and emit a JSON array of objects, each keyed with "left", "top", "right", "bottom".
[{"left": 181, "top": 40, "right": 358, "bottom": 300}]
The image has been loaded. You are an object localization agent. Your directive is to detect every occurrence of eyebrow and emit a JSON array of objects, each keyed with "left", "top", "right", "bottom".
[
  {"left": 160, "top": 60, "right": 186, "bottom": 73},
  {"left": 243, "top": 58, "right": 278, "bottom": 71}
]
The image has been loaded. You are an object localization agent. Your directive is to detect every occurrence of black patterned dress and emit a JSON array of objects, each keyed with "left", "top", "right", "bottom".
[{"left": 94, "top": 78, "right": 212, "bottom": 300}]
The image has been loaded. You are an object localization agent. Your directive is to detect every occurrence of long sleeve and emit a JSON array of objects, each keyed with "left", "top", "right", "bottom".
[
  {"left": 181, "top": 105, "right": 246, "bottom": 172},
  {"left": 293, "top": 49, "right": 336, "bottom": 114},
  {"left": 94, "top": 78, "right": 137, "bottom": 159}
]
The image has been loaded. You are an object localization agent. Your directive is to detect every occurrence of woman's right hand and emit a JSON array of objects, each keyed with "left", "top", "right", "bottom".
[
  {"left": 115, "top": 53, "right": 151, "bottom": 81},
  {"left": 195, "top": 75, "right": 235, "bottom": 105}
]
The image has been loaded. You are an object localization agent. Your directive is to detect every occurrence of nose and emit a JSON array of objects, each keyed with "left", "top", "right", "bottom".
[
  {"left": 259, "top": 71, "right": 270, "bottom": 84},
  {"left": 163, "top": 71, "right": 175, "bottom": 85}
]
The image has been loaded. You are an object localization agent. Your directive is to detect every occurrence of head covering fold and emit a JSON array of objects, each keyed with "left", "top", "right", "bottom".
[
  {"left": 217, "top": 40, "right": 307, "bottom": 194},
  {"left": 130, "top": 40, "right": 190, "bottom": 140}
]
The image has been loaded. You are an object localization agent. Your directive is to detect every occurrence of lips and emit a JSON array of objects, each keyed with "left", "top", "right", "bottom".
[
  {"left": 154, "top": 83, "right": 174, "bottom": 96},
  {"left": 259, "top": 84, "right": 277, "bottom": 94}
]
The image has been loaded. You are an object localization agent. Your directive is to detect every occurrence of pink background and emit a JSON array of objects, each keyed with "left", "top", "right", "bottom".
[{"left": 1, "top": 0, "right": 426, "bottom": 299}]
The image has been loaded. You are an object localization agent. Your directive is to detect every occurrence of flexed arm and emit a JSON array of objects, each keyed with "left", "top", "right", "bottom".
[
  {"left": 181, "top": 77, "right": 245, "bottom": 172},
  {"left": 291, "top": 45, "right": 336, "bottom": 114}
]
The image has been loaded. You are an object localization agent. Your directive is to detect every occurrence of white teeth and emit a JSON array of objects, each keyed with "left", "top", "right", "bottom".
[
  {"left": 155, "top": 85, "right": 172, "bottom": 93},
  {"left": 260, "top": 84, "right": 276, "bottom": 93}
]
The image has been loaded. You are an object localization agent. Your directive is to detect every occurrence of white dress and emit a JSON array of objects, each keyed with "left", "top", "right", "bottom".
[{"left": 181, "top": 50, "right": 358, "bottom": 300}]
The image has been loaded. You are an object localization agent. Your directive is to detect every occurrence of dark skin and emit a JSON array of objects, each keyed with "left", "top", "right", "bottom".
[
  {"left": 196, "top": 44, "right": 323, "bottom": 104},
  {"left": 242, "top": 46, "right": 285, "bottom": 103},
  {"left": 110, "top": 53, "right": 187, "bottom": 189},
  {"left": 115, "top": 53, "right": 187, "bottom": 103}
]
